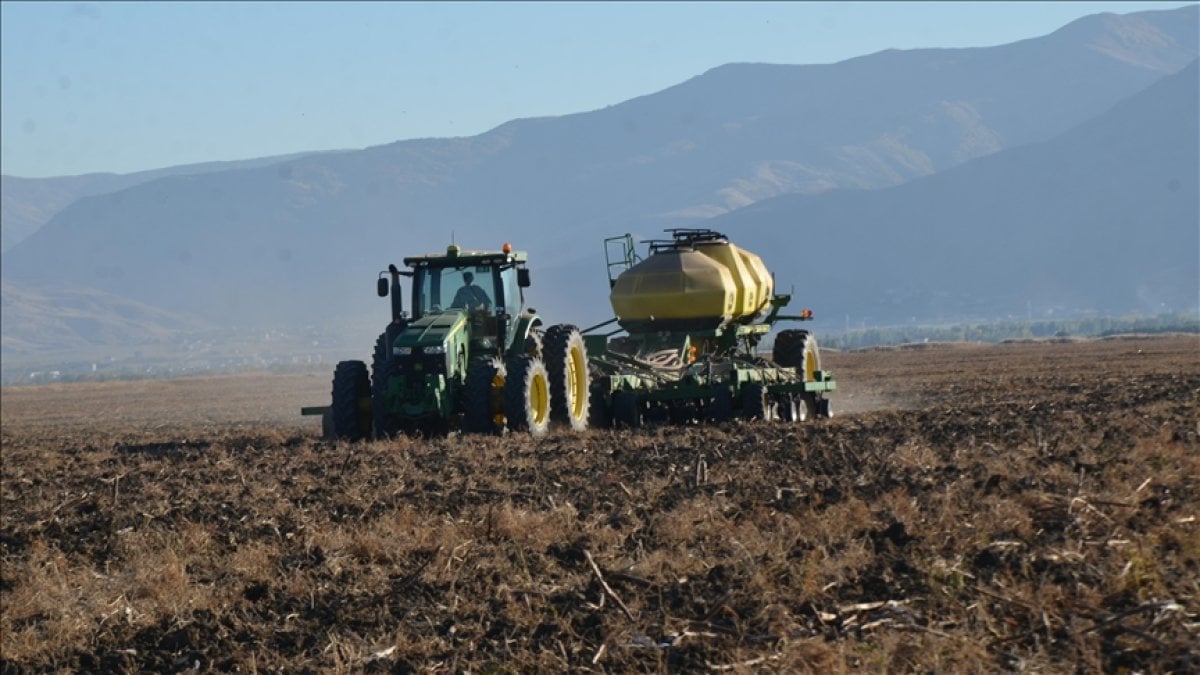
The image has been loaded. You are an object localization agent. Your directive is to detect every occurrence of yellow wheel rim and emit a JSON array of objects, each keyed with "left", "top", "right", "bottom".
[
  {"left": 567, "top": 343, "right": 587, "bottom": 421},
  {"left": 530, "top": 370, "right": 550, "bottom": 425}
]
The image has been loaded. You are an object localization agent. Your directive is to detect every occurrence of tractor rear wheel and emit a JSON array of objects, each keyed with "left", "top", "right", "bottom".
[
  {"left": 331, "top": 360, "right": 371, "bottom": 441},
  {"left": 544, "top": 324, "right": 590, "bottom": 431},
  {"left": 504, "top": 355, "right": 551, "bottom": 437},
  {"left": 463, "top": 357, "right": 506, "bottom": 434}
]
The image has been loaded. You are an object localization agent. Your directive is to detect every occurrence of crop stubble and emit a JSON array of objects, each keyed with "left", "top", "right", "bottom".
[{"left": 1, "top": 336, "right": 1197, "bottom": 672}]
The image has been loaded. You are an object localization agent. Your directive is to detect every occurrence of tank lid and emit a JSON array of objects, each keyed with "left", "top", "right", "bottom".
[{"left": 644, "top": 228, "right": 731, "bottom": 254}]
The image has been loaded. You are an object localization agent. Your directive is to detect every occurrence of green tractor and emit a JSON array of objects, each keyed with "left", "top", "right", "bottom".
[{"left": 305, "top": 243, "right": 591, "bottom": 439}]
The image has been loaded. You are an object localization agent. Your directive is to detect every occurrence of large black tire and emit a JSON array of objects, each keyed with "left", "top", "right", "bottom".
[
  {"left": 612, "top": 389, "right": 643, "bottom": 429},
  {"left": 463, "top": 356, "right": 506, "bottom": 434},
  {"left": 372, "top": 332, "right": 399, "bottom": 438},
  {"left": 772, "top": 329, "right": 808, "bottom": 367},
  {"left": 504, "top": 355, "right": 551, "bottom": 437},
  {"left": 741, "top": 383, "right": 777, "bottom": 421},
  {"left": 543, "top": 324, "right": 590, "bottom": 431},
  {"left": 331, "top": 360, "right": 371, "bottom": 441}
]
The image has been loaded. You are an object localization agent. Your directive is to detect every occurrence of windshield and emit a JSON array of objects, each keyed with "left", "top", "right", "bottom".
[{"left": 417, "top": 264, "right": 500, "bottom": 314}]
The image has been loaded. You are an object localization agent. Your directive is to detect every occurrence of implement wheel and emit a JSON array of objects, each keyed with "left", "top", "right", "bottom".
[
  {"left": 612, "top": 389, "right": 643, "bottom": 429},
  {"left": 707, "top": 385, "right": 734, "bottom": 422},
  {"left": 504, "top": 355, "right": 551, "bottom": 438},
  {"left": 588, "top": 381, "right": 612, "bottom": 429},
  {"left": 742, "top": 383, "right": 777, "bottom": 421},
  {"left": 816, "top": 396, "right": 834, "bottom": 419},
  {"left": 331, "top": 360, "right": 371, "bottom": 441},
  {"left": 774, "top": 329, "right": 821, "bottom": 382},
  {"left": 544, "top": 324, "right": 590, "bottom": 431},
  {"left": 779, "top": 393, "right": 806, "bottom": 423},
  {"left": 463, "top": 356, "right": 506, "bottom": 434}
]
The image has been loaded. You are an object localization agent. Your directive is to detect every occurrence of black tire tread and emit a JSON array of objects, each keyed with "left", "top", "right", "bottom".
[
  {"left": 372, "top": 332, "right": 398, "bottom": 438},
  {"left": 504, "top": 355, "right": 550, "bottom": 437},
  {"left": 612, "top": 389, "right": 642, "bottom": 429},
  {"left": 773, "top": 329, "right": 811, "bottom": 368},
  {"left": 544, "top": 324, "right": 590, "bottom": 430},
  {"left": 463, "top": 357, "right": 505, "bottom": 434},
  {"left": 331, "top": 360, "right": 370, "bottom": 441},
  {"left": 742, "top": 383, "right": 770, "bottom": 421}
]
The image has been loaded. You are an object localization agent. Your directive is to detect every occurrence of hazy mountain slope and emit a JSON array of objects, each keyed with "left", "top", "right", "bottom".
[
  {"left": 1, "top": 6, "right": 1195, "bottom": 334},
  {"left": 0, "top": 281, "right": 211, "bottom": 354},
  {"left": 712, "top": 59, "right": 1199, "bottom": 325},
  {"left": 0, "top": 151, "right": 331, "bottom": 253},
  {"left": 447, "top": 4, "right": 1198, "bottom": 222}
]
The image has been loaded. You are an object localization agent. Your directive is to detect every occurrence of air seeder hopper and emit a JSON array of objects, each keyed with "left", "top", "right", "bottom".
[{"left": 582, "top": 228, "right": 836, "bottom": 428}]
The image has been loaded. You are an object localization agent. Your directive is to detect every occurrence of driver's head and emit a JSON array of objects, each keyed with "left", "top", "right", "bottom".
[{"left": 463, "top": 272, "right": 474, "bottom": 285}]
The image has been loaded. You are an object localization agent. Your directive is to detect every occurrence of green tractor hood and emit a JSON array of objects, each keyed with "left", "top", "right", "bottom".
[{"left": 396, "top": 311, "right": 466, "bottom": 350}]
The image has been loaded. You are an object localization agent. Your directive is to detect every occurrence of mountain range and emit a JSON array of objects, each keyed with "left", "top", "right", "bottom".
[{"left": 2, "top": 5, "right": 1196, "bottom": 358}]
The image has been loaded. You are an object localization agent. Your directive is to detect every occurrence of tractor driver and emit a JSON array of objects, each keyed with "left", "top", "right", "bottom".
[{"left": 451, "top": 271, "right": 492, "bottom": 312}]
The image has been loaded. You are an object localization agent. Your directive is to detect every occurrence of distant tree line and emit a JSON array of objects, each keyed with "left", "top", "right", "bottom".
[{"left": 814, "top": 312, "right": 1199, "bottom": 350}]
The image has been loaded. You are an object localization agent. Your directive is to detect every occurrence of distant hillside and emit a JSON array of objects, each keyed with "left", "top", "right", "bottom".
[
  {"left": 1, "top": 5, "right": 1195, "bottom": 343},
  {"left": 0, "top": 281, "right": 210, "bottom": 354},
  {"left": 714, "top": 59, "right": 1200, "bottom": 325},
  {"left": 0, "top": 151, "right": 333, "bottom": 253}
]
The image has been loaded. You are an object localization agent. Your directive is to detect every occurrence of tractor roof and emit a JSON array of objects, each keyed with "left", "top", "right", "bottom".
[{"left": 404, "top": 243, "right": 528, "bottom": 268}]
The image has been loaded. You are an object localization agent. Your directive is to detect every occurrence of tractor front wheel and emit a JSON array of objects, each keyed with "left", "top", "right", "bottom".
[{"left": 372, "top": 332, "right": 400, "bottom": 438}]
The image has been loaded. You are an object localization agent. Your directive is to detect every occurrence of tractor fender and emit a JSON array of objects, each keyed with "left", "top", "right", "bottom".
[{"left": 509, "top": 313, "right": 543, "bottom": 354}]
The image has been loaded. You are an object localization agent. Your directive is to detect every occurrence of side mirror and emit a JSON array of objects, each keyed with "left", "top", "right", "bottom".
[
  {"left": 377, "top": 277, "right": 389, "bottom": 297},
  {"left": 517, "top": 268, "right": 531, "bottom": 288}
]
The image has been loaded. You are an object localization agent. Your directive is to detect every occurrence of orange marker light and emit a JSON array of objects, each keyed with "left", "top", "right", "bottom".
[{"left": 502, "top": 242, "right": 512, "bottom": 253}]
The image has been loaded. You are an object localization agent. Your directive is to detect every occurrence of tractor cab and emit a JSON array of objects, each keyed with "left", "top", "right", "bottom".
[
  {"left": 399, "top": 243, "right": 533, "bottom": 358},
  {"left": 413, "top": 260, "right": 520, "bottom": 318}
]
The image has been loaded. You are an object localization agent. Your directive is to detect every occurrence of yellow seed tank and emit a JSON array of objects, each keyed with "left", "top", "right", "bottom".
[{"left": 609, "top": 230, "right": 775, "bottom": 333}]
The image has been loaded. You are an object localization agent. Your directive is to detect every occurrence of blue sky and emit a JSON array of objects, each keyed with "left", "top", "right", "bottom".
[{"left": 1, "top": 1, "right": 1194, "bottom": 178}]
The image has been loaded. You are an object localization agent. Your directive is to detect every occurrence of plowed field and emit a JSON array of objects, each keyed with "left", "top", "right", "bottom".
[{"left": 2, "top": 335, "right": 1197, "bottom": 673}]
